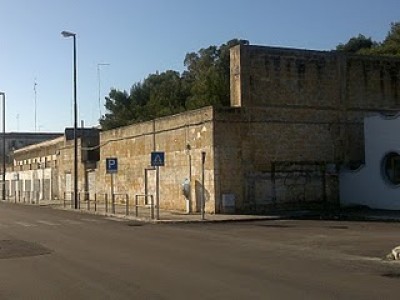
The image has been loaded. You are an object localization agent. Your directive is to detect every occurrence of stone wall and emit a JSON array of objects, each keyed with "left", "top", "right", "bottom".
[
  {"left": 231, "top": 45, "right": 400, "bottom": 110},
  {"left": 226, "top": 45, "right": 400, "bottom": 212},
  {"left": 57, "top": 138, "right": 84, "bottom": 200},
  {"left": 56, "top": 129, "right": 100, "bottom": 202},
  {"left": 214, "top": 108, "right": 341, "bottom": 212},
  {"left": 96, "top": 107, "right": 216, "bottom": 213}
]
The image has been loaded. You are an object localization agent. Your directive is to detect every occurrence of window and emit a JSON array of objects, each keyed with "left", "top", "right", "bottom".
[{"left": 382, "top": 152, "right": 400, "bottom": 185}]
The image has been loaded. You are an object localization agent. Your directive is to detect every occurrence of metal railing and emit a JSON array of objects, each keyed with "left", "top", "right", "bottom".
[
  {"left": 8, "top": 190, "right": 157, "bottom": 221},
  {"left": 134, "top": 194, "right": 155, "bottom": 219},
  {"left": 2, "top": 190, "right": 41, "bottom": 205}
]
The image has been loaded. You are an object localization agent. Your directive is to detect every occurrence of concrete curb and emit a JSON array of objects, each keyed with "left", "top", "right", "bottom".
[
  {"left": 48, "top": 204, "right": 285, "bottom": 224},
  {"left": 4, "top": 201, "right": 400, "bottom": 224},
  {"left": 146, "top": 216, "right": 282, "bottom": 224}
]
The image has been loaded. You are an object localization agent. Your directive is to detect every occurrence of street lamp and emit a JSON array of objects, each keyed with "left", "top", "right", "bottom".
[
  {"left": 61, "top": 30, "right": 78, "bottom": 209},
  {"left": 0, "top": 92, "right": 5, "bottom": 201}
]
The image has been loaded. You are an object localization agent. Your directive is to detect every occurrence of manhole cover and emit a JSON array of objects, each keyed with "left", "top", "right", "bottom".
[{"left": 0, "top": 240, "right": 52, "bottom": 259}]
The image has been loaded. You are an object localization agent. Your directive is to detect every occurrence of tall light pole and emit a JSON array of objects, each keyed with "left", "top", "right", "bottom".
[
  {"left": 61, "top": 30, "right": 78, "bottom": 210},
  {"left": 34, "top": 79, "right": 37, "bottom": 132},
  {"left": 97, "top": 63, "right": 110, "bottom": 120},
  {"left": 0, "top": 92, "right": 5, "bottom": 201}
]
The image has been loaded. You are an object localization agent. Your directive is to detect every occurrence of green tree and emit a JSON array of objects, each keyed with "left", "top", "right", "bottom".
[
  {"left": 100, "top": 89, "right": 134, "bottom": 129},
  {"left": 365, "top": 22, "right": 400, "bottom": 56},
  {"left": 184, "top": 39, "right": 249, "bottom": 109},
  {"left": 144, "top": 70, "right": 189, "bottom": 118},
  {"left": 336, "top": 22, "right": 400, "bottom": 56},
  {"left": 100, "top": 39, "right": 249, "bottom": 130},
  {"left": 336, "top": 34, "right": 375, "bottom": 53}
]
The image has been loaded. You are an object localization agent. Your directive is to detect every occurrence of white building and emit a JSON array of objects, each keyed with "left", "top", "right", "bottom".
[{"left": 340, "top": 114, "right": 400, "bottom": 210}]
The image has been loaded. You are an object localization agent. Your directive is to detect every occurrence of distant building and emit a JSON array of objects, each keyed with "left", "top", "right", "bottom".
[
  {"left": 0, "top": 132, "right": 63, "bottom": 164},
  {"left": 7, "top": 129, "right": 99, "bottom": 202}
]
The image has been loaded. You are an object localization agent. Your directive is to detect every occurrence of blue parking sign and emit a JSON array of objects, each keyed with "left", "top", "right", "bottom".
[{"left": 106, "top": 158, "right": 118, "bottom": 174}]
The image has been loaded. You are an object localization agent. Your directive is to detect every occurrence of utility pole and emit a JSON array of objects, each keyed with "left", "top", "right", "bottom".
[
  {"left": 61, "top": 30, "right": 79, "bottom": 210},
  {"left": 34, "top": 79, "right": 37, "bottom": 132},
  {"left": 0, "top": 92, "right": 5, "bottom": 201}
]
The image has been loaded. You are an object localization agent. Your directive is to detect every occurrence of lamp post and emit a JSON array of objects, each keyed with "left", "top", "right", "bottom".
[
  {"left": 61, "top": 30, "right": 78, "bottom": 209},
  {"left": 0, "top": 92, "right": 5, "bottom": 201}
]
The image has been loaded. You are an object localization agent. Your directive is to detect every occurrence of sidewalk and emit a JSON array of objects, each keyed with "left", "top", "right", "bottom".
[
  {"left": 33, "top": 199, "right": 283, "bottom": 223},
  {"left": 64, "top": 201, "right": 280, "bottom": 224},
  {"left": 337, "top": 208, "right": 400, "bottom": 222},
  {"left": 286, "top": 207, "right": 400, "bottom": 222},
  {"left": 5, "top": 198, "right": 400, "bottom": 224}
]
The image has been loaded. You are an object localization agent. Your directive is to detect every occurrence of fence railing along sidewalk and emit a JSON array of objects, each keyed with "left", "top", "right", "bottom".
[{"left": 63, "top": 192, "right": 156, "bottom": 220}]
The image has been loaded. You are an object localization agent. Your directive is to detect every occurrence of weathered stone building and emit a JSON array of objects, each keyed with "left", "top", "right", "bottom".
[
  {"left": 0, "top": 132, "right": 63, "bottom": 164},
  {"left": 5, "top": 45, "right": 400, "bottom": 213},
  {"left": 6, "top": 129, "right": 99, "bottom": 202},
  {"left": 0, "top": 132, "right": 62, "bottom": 200},
  {"left": 221, "top": 45, "right": 400, "bottom": 212}
]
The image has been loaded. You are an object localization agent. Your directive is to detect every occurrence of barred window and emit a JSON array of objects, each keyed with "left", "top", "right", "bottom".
[{"left": 382, "top": 152, "right": 400, "bottom": 185}]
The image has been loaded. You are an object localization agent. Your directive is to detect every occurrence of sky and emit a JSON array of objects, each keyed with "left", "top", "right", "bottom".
[{"left": 0, "top": 0, "right": 399, "bottom": 133}]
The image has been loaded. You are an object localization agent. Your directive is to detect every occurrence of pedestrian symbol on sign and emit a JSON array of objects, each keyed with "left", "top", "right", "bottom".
[{"left": 151, "top": 152, "right": 165, "bottom": 167}]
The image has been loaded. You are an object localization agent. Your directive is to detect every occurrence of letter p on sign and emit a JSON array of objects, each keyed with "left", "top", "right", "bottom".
[{"left": 106, "top": 158, "right": 118, "bottom": 174}]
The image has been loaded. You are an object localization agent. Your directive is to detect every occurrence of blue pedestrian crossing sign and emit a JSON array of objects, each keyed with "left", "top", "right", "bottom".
[
  {"left": 106, "top": 158, "right": 118, "bottom": 174},
  {"left": 151, "top": 152, "right": 165, "bottom": 167}
]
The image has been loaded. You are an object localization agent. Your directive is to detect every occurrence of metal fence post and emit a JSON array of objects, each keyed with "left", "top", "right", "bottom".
[
  {"left": 94, "top": 193, "right": 97, "bottom": 212},
  {"left": 125, "top": 194, "right": 129, "bottom": 216},
  {"left": 151, "top": 195, "right": 155, "bottom": 220},
  {"left": 112, "top": 193, "right": 115, "bottom": 214},
  {"left": 105, "top": 193, "right": 108, "bottom": 213},
  {"left": 135, "top": 195, "right": 138, "bottom": 217},
  {"left": 87, "top": 193, "right": 90, "bottom": 211}
]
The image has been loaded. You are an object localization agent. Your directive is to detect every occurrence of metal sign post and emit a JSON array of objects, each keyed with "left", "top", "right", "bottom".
[
  {"left": 106, "top": 158, "right": 118, "bottom": 214},
  {"left": 156, "top": 166, "right": 160, "bottom": 220},
  {"left": 151, "top": 152, "right": 165, "bottom": 220},
  {"left": 110, "top": 173, "right": 115, "bottom": 213},
  {"left": 201, "top": 151, "right": 206, "bottom": 220}
]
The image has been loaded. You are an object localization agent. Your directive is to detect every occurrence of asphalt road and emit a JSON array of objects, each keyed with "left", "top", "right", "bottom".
[{"left": 0, "top": 203, "right": 399, "bottom": 300}]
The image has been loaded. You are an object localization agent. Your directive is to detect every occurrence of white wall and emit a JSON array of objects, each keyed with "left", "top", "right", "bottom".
[
  {"left": 340, "top": 114, "right": 400, "bottom": 210},
  {"left": 5, "top": 168, "right": 53, "bottom": 200}
]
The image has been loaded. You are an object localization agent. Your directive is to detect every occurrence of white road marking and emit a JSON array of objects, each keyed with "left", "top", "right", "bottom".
[
  {"left": 105, "top": 217, "right": 128, "bottom": 222},
  {"left": 14, "top": 221, "right": 37, "bottom": 227},
  {"left": 37, "top": 220, "right": 61, "bottom": 226},
  {"left": 60, "top": 219, "right": 83, "bottom": 225},
  {"left": 81, "top": 218, "right": 103, "bottom": 223}
]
